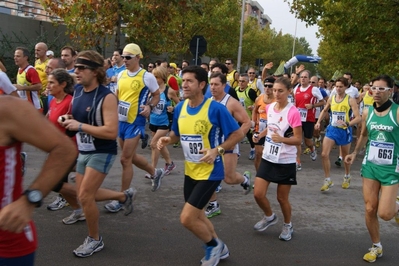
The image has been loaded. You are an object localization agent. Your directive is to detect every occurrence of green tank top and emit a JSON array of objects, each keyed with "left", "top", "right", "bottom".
[
  {"left": 235, "top": 87, "right": 254, "bottom": 118},
  {"left": 364, "top": 103, "right": 399, "bottom": 167}
]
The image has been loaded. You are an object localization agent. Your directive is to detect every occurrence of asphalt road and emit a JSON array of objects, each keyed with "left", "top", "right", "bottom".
[{"left": 22, "top": 137, "right": 399, "bottom": 266}]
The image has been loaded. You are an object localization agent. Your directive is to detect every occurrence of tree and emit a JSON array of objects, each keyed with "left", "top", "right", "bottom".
[{"left": 287, "top": 0, "right": 399, "bottom": 81}]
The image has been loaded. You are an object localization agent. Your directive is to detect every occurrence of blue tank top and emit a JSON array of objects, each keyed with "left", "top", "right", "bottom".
[
  {"left": 149, "top": 87, "right": 170, "bottom": 126},
  {"left": 72, "top": 85, "right": 117, "bottom": 154}
]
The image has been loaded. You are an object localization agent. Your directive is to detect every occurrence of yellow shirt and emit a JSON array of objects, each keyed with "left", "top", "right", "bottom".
[
  {"left": 330, "top": 94, "right": 351, "bottom": 128},
  {"left": 35, "top": 58, "right": 49, "bottom": 94}
]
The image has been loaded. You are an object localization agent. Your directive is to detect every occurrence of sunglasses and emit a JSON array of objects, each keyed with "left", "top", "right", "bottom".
[
  {"left": 225, "top": 62, "right": 231, "bottom": 65},
  {"left": 311, "top": 81, "right": 317, "bottom": 84},
  {"left": 74, "top": 65, "right": 93, "bottom": 71},
  {"left": 371, "top": 86, "right": 391, "bottom": 91},
  {"left": 264, "top": 84, "right": 273, "bottom": 88},
  {"left": 121, "top": 55, "right": 136, "bottom": 60},
  {"left": 248, "top": 72, "right": 255, "bottom": 74},
  {"left": 148, "top": 66, "right": 154, "bottom": 68}
]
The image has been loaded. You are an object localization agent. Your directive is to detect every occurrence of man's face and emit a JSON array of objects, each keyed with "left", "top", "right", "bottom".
[
  {"left": 112, "top": 51, "right": 123, "bottom": 65},
  {"left": 61, "top": 49, "right": 75, "bottom": 68},
  {"left": 210, "top": 77, "right": 225, "bottom": 97},
  {"left": 318, "top": 79, "right": 325, "bottom": 88},
  {"left": 168, "top": 66, "right": 175, "bottom": 75},
  {"left": 335, "top": 81, "right": 347, "bottom": 95},
  {"left": 74, "top": 58, "right": 97, "bottom": 87},
  {"left": 248, "top": 69, "right": 256, "bottom": 81},
  {"left": 354, "top": 81, "right": 361, "bottom": 90},
  {"left": 182, "top": 61, "right": 188, "bottom": 69},
  {"left": 45, "top": 59, "right": 59, "bottom": 76},
  {"left": 264, "top": 82, "right": 274, "bottom": 95},
  {"left": 225, "top": 60, "right": 233, "bottom": 70},
  {"left": 238, "top": 76, "right": 249, "bottom": 89},
  {"left": 122, "top": 53, "right": 139, "bottom": 71},
  {"left": 343, "top": 74, "right": 352, "bottom": 84},
  {"left": 299, "top": 72, "right": 310, "bottom": 86},
  {"left": 200, "top": 64, "right": 208, "bottom": 72},
  {"left": 182, "top": 72, "right": 204, "bottom": 99},
  {"left": 211, "top": 67, "right": 222, "bottom": 74},
  {"left": 371, "top": 80, "right": 391, "bottom": 104},
  {"left": 147, "top": 64, "right": 154, "bottom": 72},
  {"left": 14, "top": 49, "right": 27, "bottom": 67},
  {"left": 209, "top": 60, "right": 216, "bottom": 69},
  {"left": 35, "top": 44, "right": 46, "bottom": 60},
  {"left": 310, "top": 77, "right": 318, "bottom": 87}
]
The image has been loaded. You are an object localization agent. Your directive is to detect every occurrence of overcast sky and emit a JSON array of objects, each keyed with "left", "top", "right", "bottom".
[{"left": 257, "top": 0, "right": 320, "bottom": 55}]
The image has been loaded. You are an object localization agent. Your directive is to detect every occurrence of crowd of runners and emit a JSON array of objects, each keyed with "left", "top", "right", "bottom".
[{"left": 0, "top": 41, "right": 399, "bottom": 265}]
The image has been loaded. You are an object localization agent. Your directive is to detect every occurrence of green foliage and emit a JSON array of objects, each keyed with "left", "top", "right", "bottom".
[{"left": 287, "top": 0, "right": 399, "bottom": 82}]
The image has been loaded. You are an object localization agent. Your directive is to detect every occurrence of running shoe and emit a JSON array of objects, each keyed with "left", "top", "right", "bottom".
[
  {"left": 201, "top": 238, "right": 224, "bottom": 266},
  {"left": 205, "top": 202, "right": 221, "bottom": 218},
  {"left": 164, "top": 162, "right": 176, "bottom": 176},
  {"left": 151, "top": 168, "right": 165, "bottom": 192},
  {"left": 173, "top": 142, "right": 180, "bottom": 148},
  {"left": 104, "top": 200, "right": 123, "bottom": 213},
  {"left": 279, "top": 224, "right": 294, "bottom": 241},
  {"left": 200, "top": 242, "right": 229, "bottom": 264},
  {"left": 296, "top": 162, "right": 302, "bottom": 171},
  {"left": 141, "top": 133, "right": 149, "bottom": 149},
  {"left": 241, "top": 171, "right": 252, "bottom": 195},
  {"left": 123, "top": 187, "right": 136, "bottom": 216},
  {"left": 342, "top": 176, "right": 351, "bottom": 189},
  {"left": 248, "top": 150, "right": 255, "bottom": 160},
  {"left": 62, "top": 210, "right": 86, "bottom": 225},
  {"left": 303, "top": 148, "right": 311, "bottom": 155},
  {"left": 215, "top": 185, "right": 222, "bottom": 193},
  {"left": 47, "top": 195, "right": 69, "bottom": 211},
  {"left": 254, "top": 214, "right": 278, "bottom": 231},
  {"left": 363, "top": 245, "right": 383, "bottom": 263},
  {"left": 20, "top": 152, "right": 27, "bottom": 177},
  {"left": 320, "top": 180, "right": 334, "bottom": 192},
  {"left": 310, "top": 147, "right": 317, "bottom": 161},
  {"left": 335, "top": 157, "right": 342, "bottom": 167},
  {"left": 73, "top": 236, "right": 104, "bottom": 258}
]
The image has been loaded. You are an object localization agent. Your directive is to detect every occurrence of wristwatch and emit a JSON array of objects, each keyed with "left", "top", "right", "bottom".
[
  {"left": 217, "top": 146, "right": 225, "bottom": 156},
  {"left": 23, "top": 189, "right": 43, "bottom": 207}
]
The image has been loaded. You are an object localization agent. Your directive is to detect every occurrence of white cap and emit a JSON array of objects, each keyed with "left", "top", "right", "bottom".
[{"left": 46, "top": 50, "right": 54, "bottom": 56}]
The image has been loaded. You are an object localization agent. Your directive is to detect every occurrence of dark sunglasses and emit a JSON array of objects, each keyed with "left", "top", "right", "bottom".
[
  {"left": 264, "top": 84, "right": 273, "bottom": 88},
  {"left": 121, "top": 55, "right": 135, "bottom": 60},
  {"left": 248, "top": 72, "right": 255, "bottom": 74},
  {"left": 225, "top": 62, "right": 231, "bottom": 65},
  {"left": 148, "top": 66, "right": 154, "bottom": 68},
  {"left": 74, "top": 65, "right": 93, "bottom": 71}
]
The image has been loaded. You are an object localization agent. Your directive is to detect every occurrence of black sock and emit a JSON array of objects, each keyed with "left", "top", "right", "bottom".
[{"left": 206, "top": 238, "right": 218, "bottom": 247}]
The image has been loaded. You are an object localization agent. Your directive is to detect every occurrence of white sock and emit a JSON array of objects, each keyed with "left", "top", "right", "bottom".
[
  {"left": 209, "top": 200, "right": 217, "bottom": 206},
  {"left": 373, "top": 242, "right": 382, "bottom": 248},
  {"left": 325, "top": 177, "right": 331, "bottom": 182},
  {"left": 284, "top": 222, "right": 292, "bottom": 227},
  {"left": 265, "top": 213, "right": 275, "bottom": 221}
]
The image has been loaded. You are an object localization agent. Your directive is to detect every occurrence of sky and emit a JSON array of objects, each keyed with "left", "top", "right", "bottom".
[{"left": 257, "top": 0, "right": 320, "bottom": 55}]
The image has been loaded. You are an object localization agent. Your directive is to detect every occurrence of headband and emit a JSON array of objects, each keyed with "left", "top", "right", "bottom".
[{"left": 75, "top": 58, "right": 103, "bottom": 68}]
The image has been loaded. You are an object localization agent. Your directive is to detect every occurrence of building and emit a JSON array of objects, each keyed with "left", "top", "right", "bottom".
[
  {"left": 244, "top": 0, "right": 272, "bottom": 28},
  {"left": 0, "top": 0, "right": 56, "bottom": 21}
]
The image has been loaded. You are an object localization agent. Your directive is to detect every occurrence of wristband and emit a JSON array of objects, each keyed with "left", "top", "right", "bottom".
[{"left": 78, "top": 123, "right": 83, "bottom": 132}]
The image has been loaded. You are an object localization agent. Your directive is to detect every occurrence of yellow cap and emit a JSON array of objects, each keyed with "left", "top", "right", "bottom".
[
  {"left": 170, "top": 63, "right": 177, "bottom": 69},
  {"left": 123, "top": 43, "right": 143, "bottom": 59}
]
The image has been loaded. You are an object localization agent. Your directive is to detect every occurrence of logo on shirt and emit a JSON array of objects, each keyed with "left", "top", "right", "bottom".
[
  {"left": 370, "top": 124, "right": 393, "bottom": 132},
  {"left": 194, "top": 120, "right": 208, "bottom": 135}
]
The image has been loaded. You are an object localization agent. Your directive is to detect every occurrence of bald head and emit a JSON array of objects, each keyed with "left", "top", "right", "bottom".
[
  {"left": 35, "top": 42, "right": 48, "bottom": 61},
  {"left": 45, "top": 58, "right": 66, "bottom": 75}
]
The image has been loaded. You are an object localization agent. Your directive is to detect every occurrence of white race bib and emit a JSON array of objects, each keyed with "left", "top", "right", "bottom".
[
  {"left": 264, "top": 136, "right": 282, "bottom": 163},
  {"left": 331, "top": 111, "right": 346, "bottom": 127},
  {"left": 298, "top": 108, "right": 308, "bottom": 122},
  {"left": 76, "top": 132, "right": 95, "bottom": 151},
  {"left": 367, "top": 140, "right": 394, "bottom": 165},
  {"left": 152, "top": 99, "right": 165, "bottom": 115},
  {"left": 181, "top": 135, "right": 204, "bottom": 163},
  {"left": 118, "top": 101, "right": 131, "bottom": 122}
]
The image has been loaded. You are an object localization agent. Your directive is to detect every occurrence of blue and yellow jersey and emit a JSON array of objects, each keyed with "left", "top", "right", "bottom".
[
  {"left": 117, "top": 69, "right": 150, "bottom": 125},
  {"left": 330, "top": 94, "right": 351, "bottom": 128},
  {"left": 172, "top": 98, "right": 240, "bottom": 181}
]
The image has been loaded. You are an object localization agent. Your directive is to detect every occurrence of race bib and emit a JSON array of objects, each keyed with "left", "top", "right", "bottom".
[
  {"left": 239, "top": 98, "right": 245, "bottom": 107},
  {"left": 298, "top": 108, "right": 308, "bottom": 122},
  {"left": 118, "top": 101, "right": 131, "bottom": 122},
  {"left": 331, "top": 111, "right": 346, "bottom": 127},
  {"left": 367, "top": 140, "right": 394, "bottom": 165},
  {"left": 181, "top": 135, "right": 204, "bottom": 162},
  {"left": 264, "top": 136, "right": 282, "bottom": 163},
  {"left": 152, "top": 99, "right": 165, "bottom": 115},
  {"left": 259, "top": 119, "right": 267, "bottom": 132},
  {"left": 76, "top": 132, "right": 95, "bottom": 151}
]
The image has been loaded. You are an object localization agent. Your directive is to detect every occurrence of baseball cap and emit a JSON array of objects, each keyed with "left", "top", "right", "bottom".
[
  {"left": 123, "top": 43, "right": 143, "bottom": 59},
  {"left": 170, "top": 63, "right": 177, "bottom": 69},
  {"left": 263, "top": 76, "right": 276, "bottom": 84},
  {"left": 46, "top": 50, "right": 54, "bottom": 56}
]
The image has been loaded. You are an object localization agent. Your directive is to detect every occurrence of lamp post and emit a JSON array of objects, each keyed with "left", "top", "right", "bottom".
[{"left": 236, "top": 0, "right": 246, "bottom": 72}]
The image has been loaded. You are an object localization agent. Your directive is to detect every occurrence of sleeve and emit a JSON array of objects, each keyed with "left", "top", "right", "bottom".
[
  {"left": 144, "top": 72, "right": 159, "bottom": 93},
  {"left": 320, "top": 88, "right": 327, "bottom": 98},
  {"left": 257, "top": 79, "right": 265, "bottom": 94},
  {"left": 312, "top": 87, "right": 323, "bottom": 100},
  {"left": 167, "top": 76, "right": 179, "bottom": 92},
  {"left": 228, "top": 85, "right": 239, "bottom": 101},
  {"left": 26, "top": 68, "right": 41, "bottom": 84},
  {"left": 171, "top": 101, "right": 184, "bottom": 136},
  {"left": 0, "top": 72, "right": 16, "bottom": 94},
  {"left": 288, "top": 106, "right": 302, "bottom": 128},
  {"left": 248, "top": 88, "right": 258, "bottom": 102}
]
